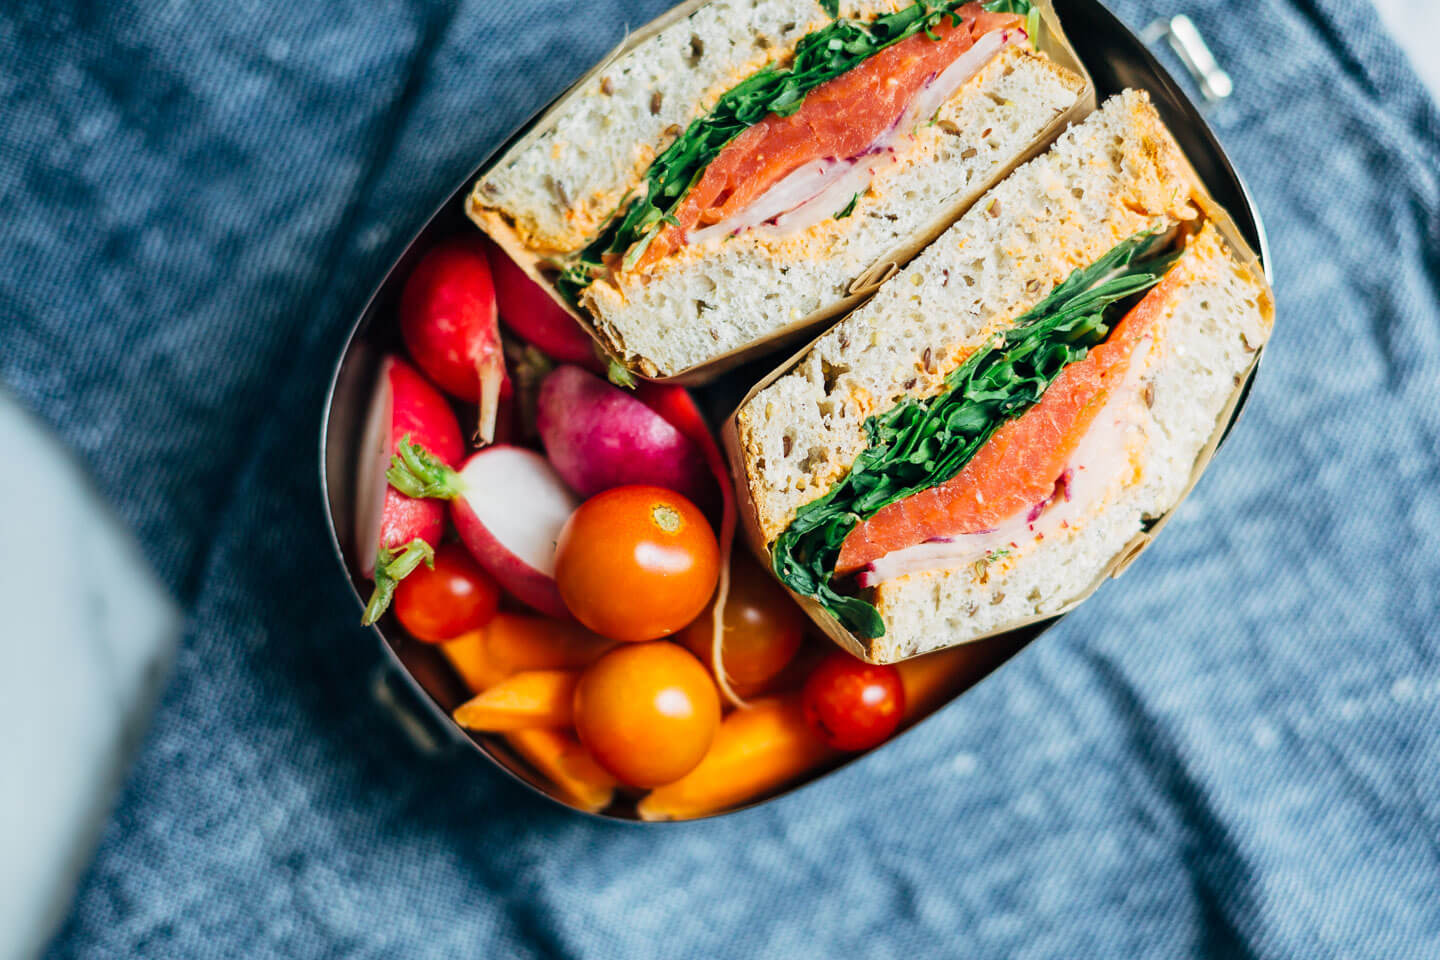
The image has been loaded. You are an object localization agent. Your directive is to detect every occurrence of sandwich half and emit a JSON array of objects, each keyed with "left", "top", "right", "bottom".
[
  {"left": 728, "top": 90, "right": 1275, "bottom": 663},
  {"left": 470, "top": 0, "right": 1091, "bottom": 379}
]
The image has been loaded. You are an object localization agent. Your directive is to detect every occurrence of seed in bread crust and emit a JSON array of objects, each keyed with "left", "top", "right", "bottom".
[
  {"left": 600, "top": 76, "right": 613, "bottom": 95},
  {"left": 650, "top": 90, "right": 664, "bottom": 115},
  {"left": 547, "top": 176, "right": 570, "bottom": 207}
]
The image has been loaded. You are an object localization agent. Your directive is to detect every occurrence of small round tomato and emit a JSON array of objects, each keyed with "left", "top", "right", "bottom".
[
  {"left": 573, "top": 641, "right": 720, "bottom": 787},
  {"left": 801, "top": 651, "right": 905, "bottom": 751},
  {"left": 393, "top": 543, "right": 501, "bottom": 642},
  {"left": 681, "top": 555, "right": 805, "bottom": 696},
  {"left": 555, "top": 485, "right": 720, "bottom": 643}
]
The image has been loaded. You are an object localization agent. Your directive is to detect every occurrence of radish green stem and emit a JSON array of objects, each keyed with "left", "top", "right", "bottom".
[
  {"left": 386, "top": 435, "right": 464, "bottom": 500},
  {"left": 362, "top": 538, "right": 435, "bottom": 625}
]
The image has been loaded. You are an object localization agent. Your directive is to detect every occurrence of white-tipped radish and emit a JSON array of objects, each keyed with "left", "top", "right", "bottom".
[
  {"left": 400, "top": 237, "right": 511, "bottom": 444},
  {"left": 387, "top": 442, "right": 578, "bottom": 619},
  {"left": 355, "top": 356, "right": 464, "bottom": 624}
]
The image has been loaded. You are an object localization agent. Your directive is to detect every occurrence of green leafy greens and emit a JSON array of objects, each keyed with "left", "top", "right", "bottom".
[
  {"left": 557, "top": 0, "right": 1034, "bottom": 302},
  {"left": 771, "top": 227, "right": 1182, "bottom": 638}
]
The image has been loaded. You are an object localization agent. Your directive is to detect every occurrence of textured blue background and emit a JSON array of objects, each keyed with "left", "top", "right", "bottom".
[{"left": 4, "top": 0, "right": 1439, "bottom": 956}]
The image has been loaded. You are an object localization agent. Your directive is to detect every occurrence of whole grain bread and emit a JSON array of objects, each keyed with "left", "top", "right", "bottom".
[
  {"left": 468, "top": 0, "right": 1089, "bottom": 378},
  {"left": 582, "top": 46, "right": 1084, "bottom": 376},
  {"left": 735, "top": 90, "right": 1204, "bottom": 543},
  {"left": 867, "top": 223, "right": 1272, "bottom": 660},
  {"left": 730, "top": 91, "right": 1274, "bottom": 661}
]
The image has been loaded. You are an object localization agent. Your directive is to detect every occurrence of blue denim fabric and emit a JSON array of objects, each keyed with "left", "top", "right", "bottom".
[{"left": 4, "top": 0, "right": 1439, "bottom": 956}]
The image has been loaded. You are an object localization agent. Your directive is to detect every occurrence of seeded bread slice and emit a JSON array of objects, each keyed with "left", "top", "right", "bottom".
[
  {"left": 475, "top": 0, "right": 881, "bottom": 254},
  {"left": 734, "top": 90, "right": 1204, "bottom": 544},
  {"left": 468, "top": 0, "right": 1091, "bottom": 379},
  {"left": 867, "top": 223, "right": 1272, "bottom": 661},
  {"left": 581, "top": 45, "right": 1085, "bottom": 376},
  {"left": 728, "top": 90, "right": 1274, "bottom": 662}
]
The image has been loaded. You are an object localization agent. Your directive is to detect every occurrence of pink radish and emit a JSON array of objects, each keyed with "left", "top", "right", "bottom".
[
  {"left": 536, "top": 365, "right": 712, "bottom": 506},
  {"left": 354, "top": 356, "right": 464, "bottom": 624},
  {"left": 488, "top": 244, "right": 601, "bottom": 368},
  {"left": 400, "top": 237, "right": 511, "bottom": 443},
  {"left": 386, "top": 442, "right": 578, "bottom": 618}
]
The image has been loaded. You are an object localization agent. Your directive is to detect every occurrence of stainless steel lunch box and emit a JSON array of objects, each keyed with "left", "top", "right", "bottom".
[{"left": 320, "top": 0, "right": 1271, "bottom": 821}]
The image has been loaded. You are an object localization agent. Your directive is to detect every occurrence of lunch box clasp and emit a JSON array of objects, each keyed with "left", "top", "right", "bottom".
[{"left": 1141, "top": 14, "right": 1232, "bottom": 103}]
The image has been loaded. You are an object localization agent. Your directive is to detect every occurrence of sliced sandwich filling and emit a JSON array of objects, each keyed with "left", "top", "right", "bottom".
[
  {"left": 771, "top": 224, "right": 1190, "bottom": 638},
  {"left": 558, "top": 0, "right": 1039, "bottom": 300}
]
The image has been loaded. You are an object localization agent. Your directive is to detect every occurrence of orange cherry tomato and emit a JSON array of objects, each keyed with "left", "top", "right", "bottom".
[
  {"left": 555, "top": 485, "right": 720, "bottom": 643},
  {"left": 394, "top": 543, "right": 501, "bottom": 643},
  {"left": 682, "top": 554, "right": 805, "bottom": 696},
  {"left": 573, "top": 642, "right": 721, "bottom": 788},
  {"left": 801, "top": 651, "right": 905, "bottom": 751}
]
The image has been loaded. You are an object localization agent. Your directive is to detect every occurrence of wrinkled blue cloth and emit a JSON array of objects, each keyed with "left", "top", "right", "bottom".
[{"left": 4, "top": 0, "right": 1439, "bottom": 955}]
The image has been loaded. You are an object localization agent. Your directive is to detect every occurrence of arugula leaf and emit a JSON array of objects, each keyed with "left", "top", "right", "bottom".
[
  {"left": 980, "top": 0, "right": 1033, "bottom": 12},
  {"left": 771, "top": 227, "right": 1179, "bottom": 638},
  {"left": 559, "top": 0, "right": 1034, "bottom": 299},
  {"left": 835, "top": 192, "right": 861, "bottom": 219},
  {"left": 820, "top": 0, "right": 840, "bottom": 16}
]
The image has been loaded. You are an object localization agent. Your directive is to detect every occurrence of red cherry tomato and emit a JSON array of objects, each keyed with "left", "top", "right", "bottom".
[
  {"left": 393, "top": 543, "right": 501, "bottom": 642},
  {"left": 801, "top": 651, "right": 905, "bottom": 751}
]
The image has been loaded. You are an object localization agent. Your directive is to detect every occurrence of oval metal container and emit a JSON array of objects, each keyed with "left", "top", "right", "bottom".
[{"left": 320, "top": 0, "right": 1271, "bottom": 822}]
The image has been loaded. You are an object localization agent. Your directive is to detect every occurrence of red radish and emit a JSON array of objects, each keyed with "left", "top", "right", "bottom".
[
  {"left": 386, "top": 441, "right": 578, "bottom": 619},
  {"left": 536, "top": 365, "right": 712, "bottom": 505},
  {"left": 354, "top": 356, "right": 464, "bottom": 624},
  {"left": 632, "top": 381, "right": 742, "bottom": 707},
  {"left": 400, "top": 237, "right": 511, "bottom": 443},
  {"left": 488, "top": 244, "right": 600, "bottom": 368}
]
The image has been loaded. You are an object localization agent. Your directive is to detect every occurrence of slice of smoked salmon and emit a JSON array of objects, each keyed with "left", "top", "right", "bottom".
[
  {"left": 635, "top": 3, "right": 1022, "bottom": 271},
  {"left": 834, "top": 261, "right": 1182, "bottom": 577}
]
